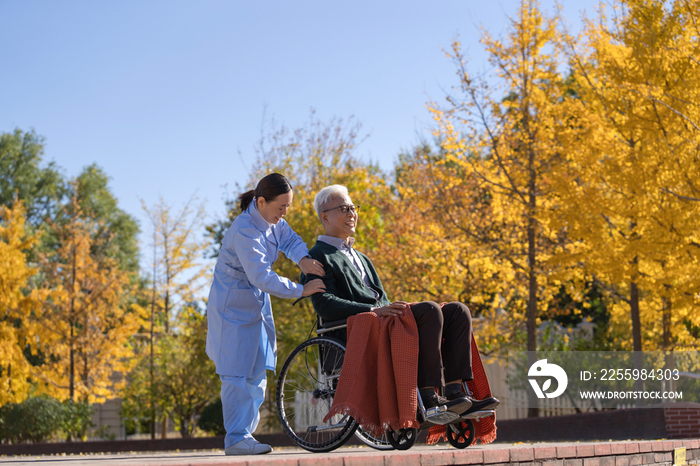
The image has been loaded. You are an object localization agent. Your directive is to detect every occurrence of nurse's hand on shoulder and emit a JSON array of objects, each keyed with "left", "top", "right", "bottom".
[
  {"left": 299, "top": 257, "right": 325, "bottom": 277},
  {"left": 302, "top": 279, "right": 326, "bottom": 297}
]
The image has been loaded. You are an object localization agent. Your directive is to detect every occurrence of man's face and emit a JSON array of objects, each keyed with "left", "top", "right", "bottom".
[{"left": 322, "top": 194, "right": 358, "bottom": 240}]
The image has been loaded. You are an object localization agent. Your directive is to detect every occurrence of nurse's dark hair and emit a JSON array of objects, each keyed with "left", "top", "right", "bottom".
[{"left": 239, "top": 173, "right": 294, "bottom": 212}]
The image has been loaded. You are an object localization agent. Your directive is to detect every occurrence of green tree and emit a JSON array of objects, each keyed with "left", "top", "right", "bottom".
[
  {"left": 42, "top": 165, "right": 141, "bottom": 274},
  {"left": 0, "top": 129, "right": 64, "bottom": 227},
  {"left": 155, "top": 306, "right": 218, "bottom": 437},
  {"left": 0, "top": 131, "right": 139, "bottom": 273},
  {"left": 73, "top": 165, "right": 141, "bottom": 273},
  {"left": 123, "top": 196, "right": 210, "bottom": 439},
  {"left": 122, "top": 305, "right": 218, "bottom": 438},
  {"left": 142, "top": 196, "right": 208, "bottom": 334}
]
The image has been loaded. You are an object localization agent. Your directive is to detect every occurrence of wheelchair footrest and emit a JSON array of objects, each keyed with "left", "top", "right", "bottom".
[
  {"left": 461, "top": 409, "right": 496, "bottom": 421},
  {"left": 424, "top": 405, "right": 462, "bottom": 425}
]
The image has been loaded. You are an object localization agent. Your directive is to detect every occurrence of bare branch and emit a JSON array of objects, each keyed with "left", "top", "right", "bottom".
[{"left": 660, "top": 187, "right": 700, "bottom": 202}]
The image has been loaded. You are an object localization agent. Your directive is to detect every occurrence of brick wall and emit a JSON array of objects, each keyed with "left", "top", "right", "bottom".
[
  {"left": 497, "top": 403, "right": 700, "bottom": 442},
  {"left": 663, "top": 403, "right": 700, "bottom": 439},
  {"left": 496, "top": 407, "right": 668, "bottom": 442}
]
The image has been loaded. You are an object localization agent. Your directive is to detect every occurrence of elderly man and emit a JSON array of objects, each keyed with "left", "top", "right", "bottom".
[{"left": 301, "top": 184, "right": 499, "bottom": 413}]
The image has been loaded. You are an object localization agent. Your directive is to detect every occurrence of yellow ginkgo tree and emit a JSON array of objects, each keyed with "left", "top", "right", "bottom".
[
  {"left": 558, "top": 0, "right": 700, "bottom": 352},
  {"left": 384, "top": 145, "right": 515, "bottom": 357},
  {"left": 426, "top": 0, "right": 575, "bottom": 353},
  {"left": 36, "top": 187, "right": 141, "bottom": 403},
  {"left": 0, "top": 200, "right": 45, "bottom": 405}
]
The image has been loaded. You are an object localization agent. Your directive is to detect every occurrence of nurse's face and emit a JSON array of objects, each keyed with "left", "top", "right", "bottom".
[{"left": 257, "top": 190, "right": 293, "bottom": 224}]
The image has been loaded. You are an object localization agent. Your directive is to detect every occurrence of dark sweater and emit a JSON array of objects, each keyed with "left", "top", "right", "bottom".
[{"left": 301, "top": 240, "right": 391, "bottom": 325}]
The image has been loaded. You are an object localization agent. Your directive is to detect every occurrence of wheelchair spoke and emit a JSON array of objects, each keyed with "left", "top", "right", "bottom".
[
  {"left": 355, "top": 426, "right": 394, "bottom": 450},
  {"left": 276, "top": 337, "right": 357, "bottom": 452}
]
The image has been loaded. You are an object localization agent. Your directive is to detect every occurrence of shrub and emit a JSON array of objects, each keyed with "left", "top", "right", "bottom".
[
  {"left": 0, "top": 396, "right": 95, "bottom": 444},
  {"left": 197, "top": 397, "right": 225, "bottom": 436},
  {"left": 91, "top": 425, "right": 116, "bottom": 441},
  {"left": 61, "top": 400, "right": 94, "bottom": 441},
  {"left": 0, "top": 395, "right": 63, "bottom": 443}
]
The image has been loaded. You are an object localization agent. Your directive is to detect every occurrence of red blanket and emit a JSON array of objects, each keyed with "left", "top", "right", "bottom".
[
  {"left": 323, "top": 303, "right": 497, "bottom": 445},
  {"left": 322, "top": 304, "right": 420, "bottom": 436}
]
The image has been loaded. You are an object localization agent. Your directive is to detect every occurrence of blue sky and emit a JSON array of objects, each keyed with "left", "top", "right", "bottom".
[{"left": 0, "top": 0, "right": 599, "bottom": 261}]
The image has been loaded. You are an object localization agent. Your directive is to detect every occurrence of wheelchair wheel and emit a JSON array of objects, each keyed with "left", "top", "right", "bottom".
[
  {"left": 386, "top": 427, "right": 418, "bottom": 450},
  {"left": 355, "top": 426, "right": 394, "bottom": 450},
  {"left": 446, "top": 419, "right": 475, "bottom": 449},
  {"left": 277, "top": 337, "right": 358, "bottom": 452}
]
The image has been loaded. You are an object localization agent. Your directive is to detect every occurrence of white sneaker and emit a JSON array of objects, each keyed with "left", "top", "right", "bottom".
[{"left": 224, "top": 438, "right": 273, "bottom": 455}]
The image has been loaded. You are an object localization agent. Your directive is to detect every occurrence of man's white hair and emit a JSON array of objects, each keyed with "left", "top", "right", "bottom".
[{"left": 314, "top": 185, "right": 349, "bottom": 219}]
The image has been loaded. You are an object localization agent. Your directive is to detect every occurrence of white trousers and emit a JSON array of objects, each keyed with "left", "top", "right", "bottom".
[{"left": 219, "top": 337, "right": 268, "bottom": 448}]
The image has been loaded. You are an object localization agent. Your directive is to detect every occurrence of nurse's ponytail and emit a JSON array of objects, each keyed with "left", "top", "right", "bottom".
[
  {"left": 239, "top": 173, "right": 294, "bottom": 212},
  {"left": 239, "top": 190, "right": 256, "bottom": 212}
]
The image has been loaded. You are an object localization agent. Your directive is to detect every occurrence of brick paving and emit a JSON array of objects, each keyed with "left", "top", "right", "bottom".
[{"left": 0, "top": 439, "right": 697, "bottom": 466}]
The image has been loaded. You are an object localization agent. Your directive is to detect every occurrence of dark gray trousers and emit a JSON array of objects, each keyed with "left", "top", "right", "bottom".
[{"left": 411, "top": 301, "right": 473, "bottom": 388}]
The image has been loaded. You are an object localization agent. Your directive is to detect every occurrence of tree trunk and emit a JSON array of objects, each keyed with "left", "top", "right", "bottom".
[
  {"left": 82, "top": 313, "right": 89, "bottom": 397},
  {"left": 662, "top": 296, "right": 672, "bottom": 351},
  {"left": 630, "top": 281, "right": 644, "bottom": 405},
  {"left": 630, "top": 281, "right": 642, "bottom": 352},
  {"left": 164, "top": 288, "right": 170, "bottom": 334},
  {"left": 180, "top": 415, "right": 191, "bottom": 438},
  {"left": 527, "top": 223, "right": 537, "bottom": 352},
  {"left": 662, "top": 296, "right": 675, "bottom": 394},
  {"left": 150, "top": 232, "right": 157, "bottom": 440},
  {"left": 526, "top": 136, "right": 539, "bottom": 417},
  {"left": 70, "top": 230, "right": 77, "bottom": 402},
  {"left": 164, "top": 234, "right": 170, "bottom": 335},
  {"left": 69, "top": 323, "right": 75, "bottom": 402},
  {"left": 526, "top": 351, "right": 540, "bottom": 418},
  {"left": 526, "top": 217, "right": 540, "bottom": 418}
]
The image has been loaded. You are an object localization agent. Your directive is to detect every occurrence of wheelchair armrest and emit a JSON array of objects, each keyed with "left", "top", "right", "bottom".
[{"left": 317, "top": 318, "right": 348, "bottom": 335}]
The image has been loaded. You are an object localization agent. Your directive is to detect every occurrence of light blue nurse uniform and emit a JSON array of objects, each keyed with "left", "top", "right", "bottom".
[{"left": 206, "top": 198, "right": 309, "bottom": 448}]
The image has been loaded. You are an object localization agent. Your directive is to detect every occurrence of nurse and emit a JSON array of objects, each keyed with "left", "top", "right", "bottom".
[{"left": 206, "top": 173, "right": 325, "bottom": 456}]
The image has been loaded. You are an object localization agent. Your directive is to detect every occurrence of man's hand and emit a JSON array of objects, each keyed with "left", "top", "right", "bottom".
[
  {"left": 371, "top": 302, "right": 405, "bottom": 316},
  {"left": 299, "top": 257, "right": 324, "bottom": 277}
]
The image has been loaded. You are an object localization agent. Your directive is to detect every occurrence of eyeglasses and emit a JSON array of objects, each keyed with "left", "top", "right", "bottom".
[{"left": 322, "top": 204, "right": 361, "bottom": 214}]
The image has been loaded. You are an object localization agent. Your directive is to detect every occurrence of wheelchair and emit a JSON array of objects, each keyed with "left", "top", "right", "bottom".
[{"left": 276, "top": 317, "right": 497, "bottom": 453}]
